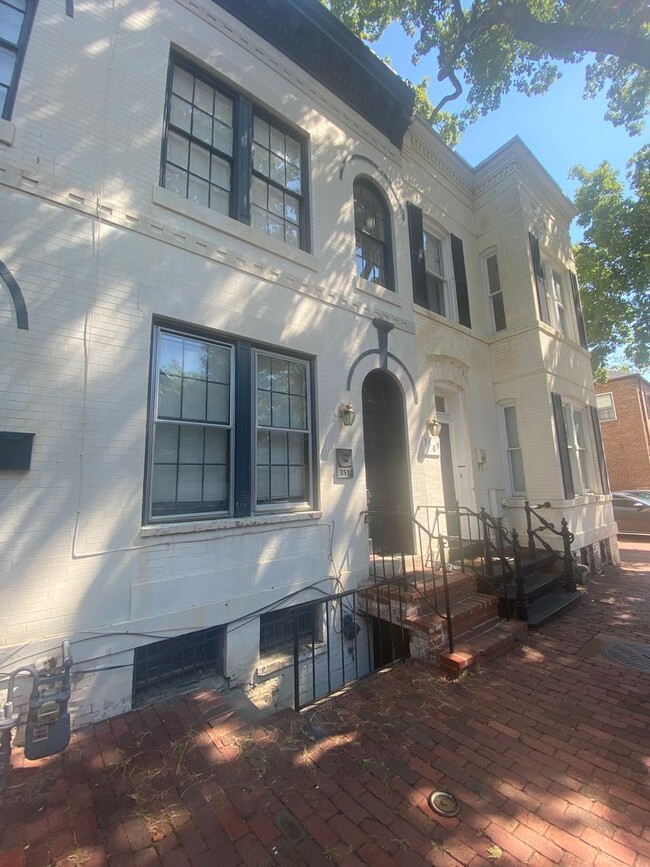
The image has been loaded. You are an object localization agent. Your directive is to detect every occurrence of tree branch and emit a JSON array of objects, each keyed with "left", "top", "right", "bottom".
[{"left": 487, "top": 4, "right": 650, "bottom": 69}]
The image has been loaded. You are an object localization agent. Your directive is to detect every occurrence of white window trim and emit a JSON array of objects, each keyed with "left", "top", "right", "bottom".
[
  {"left": 253, "top": 348, "right": 313, "bottom": 514},
  {"left": 543, "top": 260, "right": 573, "bottom": 339},
  {"left": 499, "top": 403, "right": 527, "bottom": 497},
  {"left": 596, "top": 392, "right": 617, "bottom": 422},
  {"left": 422, "top": 223, "right": 457, "bottom": 322},
  {"left": 562, "top": 400, "right": 596, "bottom": 495},
  {"left": 482, "top": 248, "right": 506, "bottom": 334}
]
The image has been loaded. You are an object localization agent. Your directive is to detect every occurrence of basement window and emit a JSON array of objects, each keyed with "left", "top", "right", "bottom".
[
  {"left": 132, "top": 625, "right": 225, "bottom": 705},
  {"left": 259, "top": 604, "right": 320, "bottom": 656}
]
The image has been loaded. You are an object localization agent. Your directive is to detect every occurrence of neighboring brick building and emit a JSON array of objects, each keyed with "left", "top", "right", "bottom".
[
  {"left": 1, "top": 0, "right": 616, "bottom": 726},
  {"left": 595, "top": 373, "right": 650, "bottom": 490}
]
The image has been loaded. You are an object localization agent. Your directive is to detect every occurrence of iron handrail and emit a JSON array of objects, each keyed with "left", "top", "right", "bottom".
[
  {"left": 524, "top": 501, "right": 576, "bottom": 591},
  {"left": 362, "top": 509, "right": 456, "bottom": 654}
]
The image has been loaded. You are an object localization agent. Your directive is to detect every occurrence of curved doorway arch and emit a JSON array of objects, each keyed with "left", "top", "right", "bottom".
[{"left": 362, "top": 369, "right": 411, "bottom": 553}]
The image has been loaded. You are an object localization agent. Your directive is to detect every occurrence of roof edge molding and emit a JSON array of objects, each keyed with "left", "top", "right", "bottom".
[{"left": 211, "top": 0, "right": 415, "bottom": 148}]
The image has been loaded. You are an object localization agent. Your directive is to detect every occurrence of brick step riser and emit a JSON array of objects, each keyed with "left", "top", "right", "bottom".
[
  {"left": 409, "top": 598, "right": 500, "bottom": 643},
  {"left": 358, "top": 593, "right": 498, "bottom": 643},
  {"left": 363, "top": 576, "right": 477, "bottom": 611}
]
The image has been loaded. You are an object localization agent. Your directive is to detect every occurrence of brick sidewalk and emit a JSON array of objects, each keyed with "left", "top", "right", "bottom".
[{"left": 1, "top": 540, "right": 649, "bottom": 866}]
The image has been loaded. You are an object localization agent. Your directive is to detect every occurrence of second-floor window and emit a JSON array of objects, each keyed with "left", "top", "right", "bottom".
[
  {"left": 596, "top": 392, "right": 616, "bottom": 422},
  {"left": 423, "top": 230, "right": 449, "bottom": 316},
  {"left": 353, "top": 178, "right": 394, "bottom": 290},
  {"left": 485, "top": 253, "right": 506, "bottom": 332},
  {"left": 549, "top": 268, "right": 569, "bottom": 336},
  {"left": 1, "top": 0, "right": 34, "bottom": 119},
  {"left": 162, "top": 55, "right": 308, "bottom": 250},
  {"left": 406, "top": 203, "right": 471, "bottom": 328}
]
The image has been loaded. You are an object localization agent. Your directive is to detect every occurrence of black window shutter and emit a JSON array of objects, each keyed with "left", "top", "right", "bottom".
[
  {"left": 406, "top": 203, "right": 427, "bottom": 307},
  {"left": 451, "top": 234, "right": 471, "bottom": 329},
  {"left": 589, "top": 405, "right": 610, "bottom": 494},
  {"left": 529, "top": 232, "right": 551, "bottom": 325},
  {"left": 551, "top": 392, "right": 574, "bottom": 499},
  {"left": 569, "top": 271, "right": 589, "bottom": 349}
]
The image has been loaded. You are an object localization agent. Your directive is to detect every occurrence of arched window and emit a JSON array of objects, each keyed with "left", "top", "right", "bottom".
[
  {"left": 1, "top": 0, "right": 36, "bottom": 120},
  {"left": 353, "top": 178, "right": 394, "bottom": 290}
]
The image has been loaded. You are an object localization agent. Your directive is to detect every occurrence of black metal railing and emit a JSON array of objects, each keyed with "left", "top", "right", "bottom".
[
  {"left": 363, "top": 509, "right": 456, "bottom": 649},
  {"left": 524, "top": 501, "right": 576, "bottom": 592},
  {"left": 415, "top": 503, "right": 519, "bottom": 613}
]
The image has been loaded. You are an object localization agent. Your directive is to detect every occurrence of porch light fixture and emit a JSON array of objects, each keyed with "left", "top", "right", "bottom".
[
  {"left": 339, "top": 402, "right": 356, "bottom": 427},
  {"left": 426, "top": 416, "right": 441, "bottom": 438}
]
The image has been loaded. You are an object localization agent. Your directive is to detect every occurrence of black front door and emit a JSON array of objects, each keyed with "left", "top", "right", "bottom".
[{"left": 362, "top": 370, "right": 411, "bottom": 553}]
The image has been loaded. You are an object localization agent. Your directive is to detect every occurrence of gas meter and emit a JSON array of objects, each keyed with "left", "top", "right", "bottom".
[
  {"left": 1, "top": 641, "right": 73, "bottom": 772},
  {"left": 24, "top": 641, "right": 73, "bottom": 760}
]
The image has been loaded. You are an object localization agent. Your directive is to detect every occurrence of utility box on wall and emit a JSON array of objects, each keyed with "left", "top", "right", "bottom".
[{"left": 0, "top": 432, "right": 34, "bottom": 470}]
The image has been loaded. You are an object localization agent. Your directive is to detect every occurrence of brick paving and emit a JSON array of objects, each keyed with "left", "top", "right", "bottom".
[{"left": 1, "top": 539, "right": 649, "bottom": 866}]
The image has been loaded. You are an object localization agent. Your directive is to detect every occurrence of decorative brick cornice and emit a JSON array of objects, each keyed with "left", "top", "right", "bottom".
[{"left": 0, "top": 161, "right": 413, "bottom": 335}]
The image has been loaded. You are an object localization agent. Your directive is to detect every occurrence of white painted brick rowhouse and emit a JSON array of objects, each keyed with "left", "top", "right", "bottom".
[{"left": 0, "top": 0, "right": 617, "bottom": 728}]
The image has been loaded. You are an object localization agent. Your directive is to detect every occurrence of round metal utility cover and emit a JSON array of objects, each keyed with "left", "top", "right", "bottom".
[
  {"left": 601, "top": 642, "right": 650, "bottom": 673},
  {"left": 428, "top": 791, "right": 460, "bottom": 817}
]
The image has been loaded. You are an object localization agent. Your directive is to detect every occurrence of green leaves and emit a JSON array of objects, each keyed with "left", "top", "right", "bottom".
[
  {"left": 324, "top": 0, "right": 650, "bottom": 143},
  {"left": 571, "top": 150, "right": 650, "bottom": 373}
]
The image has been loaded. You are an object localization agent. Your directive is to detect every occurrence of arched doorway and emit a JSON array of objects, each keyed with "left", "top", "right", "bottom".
[{"left": 362, "top": 369, "right": 411, "bottom": 553}]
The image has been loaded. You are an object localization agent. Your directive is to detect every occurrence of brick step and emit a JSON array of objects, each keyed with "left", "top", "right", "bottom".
[
  {"left": 438, "top": 619, "right": 528, "bottom": 674},
  {"left": 408, "top": 592, "right": 500, "bottom": 660},
  {"left": 358, "top": 574, "right": 477, "bottom": 623}
]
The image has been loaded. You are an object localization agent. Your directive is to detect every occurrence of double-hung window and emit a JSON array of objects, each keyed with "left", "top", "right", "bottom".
[
  {"left": 255, "top": 352, "right": 311, "bottom": 506},
  {"left": 406, "top": 203, "right": 472, "bottom": 328},
  {"left": 423, "top": 230, "right": 450, "bottom": 317},
  {"left": 162, "top": 55, "right": 308, "bottom": 250},
  {"left": 485, "top": 252, "right": 506, "bottom": 332},
  {"left": 1, "top": 0, "right": 34, "bottom": 119},
  {"left": 596, "top": 392, "right": 616, "bottom": 422},
  {"left": 550, "top": 268, "right": 569, "bottom": 336},
  {"left": 147, "top": 324, "right": 315, "bottom": 522},
  {"left": 502, "top": 405, "right": 526, "bottom": 495},
  {"left": 562, "top": 403, "right": 593, "bottom": 494}
]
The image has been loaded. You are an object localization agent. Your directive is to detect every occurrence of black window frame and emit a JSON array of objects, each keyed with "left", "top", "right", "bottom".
[
  {"left": 1, "top": 0, "right": 36, "bottom": 121},
  {"left": 259, "top": 603, "right": 320, "bottom": 657},
  {"left": 145, "top": 319, "right": 318, "bottom": 524},
  {"left": 406, "top": 202, "right": 471, "bottom": 328},
  {"left": 353, "top": 176, "right": 395, "bottom": 291},
  {"left": 161, "top": 53, "right": 310, "bottom": 252}
]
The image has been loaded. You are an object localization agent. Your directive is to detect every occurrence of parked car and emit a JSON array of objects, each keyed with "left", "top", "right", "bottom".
[{"left": 612, "top": 491, "right": 650, "bottom": 535}]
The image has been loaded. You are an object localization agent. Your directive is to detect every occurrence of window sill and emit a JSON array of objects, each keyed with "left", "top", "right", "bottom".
[
  {"left": 141, "top": 510, "right": 322, "bottom": 538},
  {"left": 257, "top": 642, "right": 326, "bottom": 677},
  {"left": 413, "top": 303, "right": 458, "bottom": 327},
  {"left": 0, "top": 119, "right": 16, "bottom": 146},
  {"left": 354, "top": 277, "right": 402, "bottom": 307},
  {"left": 152, "top": 185, "right": 319, "bottom": 272}
]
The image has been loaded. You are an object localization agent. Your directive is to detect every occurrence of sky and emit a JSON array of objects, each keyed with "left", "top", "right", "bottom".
[{"left": 371, "top": 23, "right": 640, "bottom": 227}]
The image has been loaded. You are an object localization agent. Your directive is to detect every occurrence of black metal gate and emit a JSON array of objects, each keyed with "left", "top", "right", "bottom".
[{"left": 291, "top": 579, "right": 412, "bottom": 711}]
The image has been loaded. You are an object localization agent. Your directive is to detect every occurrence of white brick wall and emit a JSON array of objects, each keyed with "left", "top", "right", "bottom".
[{"left": 0, "top": 0, "right": 615, "bottom": 727}]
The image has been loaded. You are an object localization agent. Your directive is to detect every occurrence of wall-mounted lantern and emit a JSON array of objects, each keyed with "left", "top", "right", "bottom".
[
  {"left": 426, "top": 416, "right": 441, "bottom": 438},
  {"left": 423, "top": 415, "right": 441, "bottom": 458},
  {"left": 339, "top": 402, "right": 356, "bottom": 427}
]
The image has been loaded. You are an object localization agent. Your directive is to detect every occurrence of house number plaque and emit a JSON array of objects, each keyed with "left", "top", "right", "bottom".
[{"left": 335, "top": 448, "right": 354, "bottom": 478}]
